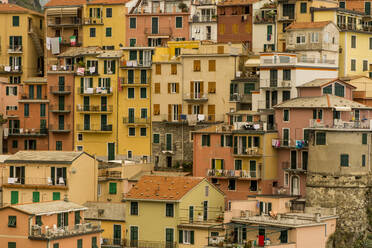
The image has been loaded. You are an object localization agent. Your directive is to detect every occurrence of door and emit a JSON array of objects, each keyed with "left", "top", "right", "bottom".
[
  {"left": 166, "top": 134, "right": 172, "bottom": 150},
  {"left": 58, "top": 115, "right": 64, "bottom": 130},
  {"left": 193, "top": 81, "right": 201, "bottom": 99},
  {"left": 302, "top": 151, "right": 308, "bottom": 170},
  {"left": 268, "top": 115, "right": 274, "bottom": 130},
  {"left": 101, "top": 96, "right": 107, "bottom": 111},
  {"left": 84, "top": 114, "right": 90, "bottom": 130},
  {"left": 59, "top": 96, "right": 65, "bottom": 111},
  {"left": 203, "top": 201, "right": 208, "bottom": 221},
  {"left": 283, "top": 129, "right": 289, "bottom": 146},
  {"left": 101, "top": 115, "right": 107, "bottom": 130},
  {"left": 36, "top": 85, "right": 42, "bottom": 99},
  {"left": 40, "top": 119, "right": 47, "bottom": 134},
  {"left": 290, "top": 150, "right": 297, "bottom": 169},
  {"left": 249, "top": 160, "right": 256, "bottom": 178},
  {"left": 165, "top": 228, "right": 174, "bottom": 248},
  {"left": 291, "top": 176, "right": 299, "bottom": 195},
  {"left": 140, "top": 70, "right": 147, "bottom": 84},
  {"left": 113, "top": 224, "right": 121, "bottom": 245},
  {"left": 271, "top": 91, "right": 278, "bottom": 107},
  {"left": 108, "top": 143, "right": 115, "bottom": 160},
  {"left": 83, "top": 96, "right": 90, "bottom": 111},
  {"left": 189, "top": 206, "right": 194, "bottom": 223},
  {"left": 151, "top": 17, "right": 158, "bottom": 34},
  {"left": 270, "top": 69, "right": 278, "bottom": 86},
  {"left": 58, "top": 76, "right": 65, "bottom": 91},
  {"left": 128, "top": 108, "right": 135, "bottom": 123},
  {"left": 258, "top": 228, "right": 265, "bottom": 246},
  {"left": 130, "top": 226, "right": 138, "bottom": 247}
]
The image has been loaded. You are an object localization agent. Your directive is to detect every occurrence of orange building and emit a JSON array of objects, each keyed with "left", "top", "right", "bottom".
[{"left": 0, "top": 201, "right": 102, "bottom": 248}]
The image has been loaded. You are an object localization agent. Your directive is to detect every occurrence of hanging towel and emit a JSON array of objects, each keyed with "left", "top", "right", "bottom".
[
  {"left": 76, "top": 67, "right": 85, "bottom": 76},
  {"left": 4, "top": 66, "right": 11, "bottom": 72},
  {"left": 89, "top": 67, "right": 96, "bottom": 73},
  {"left": 197, "top": 114, "right": 205, "bottom": 121},
  {"left": 46, "top": 37, "right": 51, "bottom": 50},
  {"left": 51, "top": 37, "right": 60, "bottom": 54},
  {"left": 70, "top": 36, "right": 76, "bottom": 46}
]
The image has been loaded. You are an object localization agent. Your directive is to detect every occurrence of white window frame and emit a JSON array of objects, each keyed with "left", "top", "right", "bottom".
[
  {"left": 182, "top": 230, "right": 191, "bottom": 244},
  {"left": 170, "top": 83, "right": 177, "bottom": 93},
  {"left": 284, "top": 172, "right": 289, "bottom": 187},
  {"left": 311, "top": 32, "right": 319, "bottom": 43},
  {"left": 107, "top": 60, "right": 115, "bottom": 74},
  {"left": 296, "top": 34, "right": 306, "bottom": 44}
]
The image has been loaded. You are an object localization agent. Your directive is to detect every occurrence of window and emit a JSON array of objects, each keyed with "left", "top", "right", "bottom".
[
  {"left": 363, "top": 60, "right": 368, "bottom": 71},
  {"left": 78, "top": 134, "right": 83, "bottom": 141},
  {"left": 176, "top": 16, "right": 183, "bottom": 28},
  {"left": 140, "top": 127, "right": 147, "bottom": 136},
  {"left": 193, "top": 60, "right": 201, "bottom": 71},
  {"left": 8, "top": 242, "right": 16, "bottom": 248},
  {"left": 24, "top": 103, "right": 29, "bottom": 117},
  {"left": 129, "top": 38, "right": 136, "bottom": 47},
  {"left": 179, "top": 230, "right": 195, "bottom": 244},
  {"left": 283, "top": 69, "right": 291, "bottom": 80},
  {"left": 370, "top": 38, "right": 372, "bottom": 50},
  {"left": 53, "top": 192, "right": 60, "bottom": 200},
  {"left": 106, "top": 27, "right": 112, "bottom": 37},
  {"left": 283, "top": 91, "right": 290, "bottom": 101},
  {"left": 140, "top": 87, "right": 147, "bottom": 98},
  {"left": 316, "top": 132, "right": 326, "bottom": 145},
  {"left": 323, "top": 85, "right": 332, "bottom": 94},
  {"left": 296, "top": 35, "right": 305, "bottom": 44},
  {"left": 175, "top": 48, "right": 181, "bottom": 57},
  {"left": 36, "top": 216, "right": 42, "bottom": 226},
  {"left": 130, "top": 202, "right": 139, "bottom": 215},
  {"left": 351, "top": 59, "right": 356, "bottom": 71},
  {"left": 129, "top": 127, "right": 136, "bottom": 136},
  {"left": 91, "top": 237, "right": 97, "bottom": 248},
  {"left": 235, "top": 160, "right": 242, "bottom": 170},
  {"left": 109, "top": 182, "right": 117, "bottom": 194},
  {"left": 12, "top": 16, "right": 19, "bottom": 27},
  {"left": 106, "top": 8, "right": 112, "bottom": 17},
  {"left": 130, "top": 17, "right": 136, "bottom": 28},
  {"left": 155, "top": 64, "right": 161, "bottom": 74},
  {"left": 362, "top": 154, "right": 366, "bottom": 167},
  {"left": 171, "top": 64, "right": 177, "bottom": 75},
  {"left": 205, "top": 186, "right": 209, "bottom": 196},
  {"left": 77, "top": 239, "right": 83, "bottom": 248},
  {"left": 40, "top": 104, "right": 46, "bottom": 117},
  {"left": 33, "top": 191, "right": 40, "bottom": 202},
  {"left": 90, "top": 28, "right": 96, "bottom": 37},
  {"left": 284, "top": 172, "right": 289, "bottom": 186},
  {"left": 53, "top": 244, "right": 59, "bottom": 248},
  {"left": 300, "top": 2, "right": 307, "bottom": 13},
  {"left": 362, "top": 133, "right": 367, "bottom": 144},
  {"left": 339, "top": 1, "right": 345, "bottom": 8},
  {"left": 166, "top": 203, "right": 174, "bottom": 217},
  {"left": 250, "top": 180, "right": 258, "bottom": 191},
  {"left": 228, "top": 179, "right": 236, "bottom": 190},
  {"left": 280, "top": 230, "right": 288, "bottom": 243},
  {"left": 283, "top": 109, "right": 289, "bottom": 121},
  {"left": 208, "top": 60, "right": 216, "bottom": 71},
  {"left": 12, "top": 140, "right": 18, "bottom": 148},
  {"left": 313, "top": 109, "right": 323, "bottom": 120},
  {"left": 8, "top": 216, "right": 16, "bottom": 227},
  {"left": 128, "top": 88, "right": 135, "bottom": 98},
  {"left": 202, "top": 135, "right": 210, "bottom": 146},
  {"left": 153, "top": 133, "right": 160, "bottom": 144},
  {"left": 311, "top": 32, "right": 319, "bottom": 43},
  {"left": 351, "top": 35, "right": 356, "bottom": 48},
  {"left": 253, "top": 136, "right": 260, "bottom": 147},
  {"left": 168, "top": 83, "right": 178, "bottom": 94},
  {"left": 56, "top": 141, "right": 62, "bottom": 151},
  {"left": 340, "top": 154, "right": 349, "bottom": 167}
]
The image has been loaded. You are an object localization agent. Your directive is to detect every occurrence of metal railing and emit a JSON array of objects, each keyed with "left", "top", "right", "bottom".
[
  {"left": 121, "top": 60, "right": 152, "bottom": 68},
  {"left": 229, "top": 93, "right": 252, "bottom": 102},
  {"left": 123, "top": 117, "right": 150, "bottom": 124},
  {"left": 144, "top": 27, "right": 172, "bottom": 36},
  {"left": 0, "top": 65, "right": 22, "bottom": 73},
  {"left": 8, "top": 45, "right": 23, "bottom": 53},
  {"left": 119, "top": 77, "right": 149, "bottom": 85},
  {"left": 309, "top": 119, "right": 371, "bottom": 129},
  {"left": 49, "top": 86, "right": 72, "bottom": 93},
  {"left": 83, "top": 17, "right": 103, "bottom": 25},
  {"left": 47, "top": 17, "right": 82, "bottom": 26},
  {"left": 98, "top": 170, "right": 122, "bottom": 178},
  {"left": 3, "top": 176, "right": 67, "bottom": 186},
  {"left": 101, "top": 238, "right": 126, "bottom": 246},
  {"left": 183, "top": 93, "right": 209, "bottom": 100},
  {"left": 207, "top": 169, "right": 260, "bottom": 179},
  {"left": 78, "top": 87, "right": 113, "bottom": 95},
  {"left": 282, "top": 161, "right": 307, "bottom": 172},
  {"left": 76, "top": 124, "right": 113, "bottom": 132},
  {"left": 30, "top": 222, "right": 101, "bottom": 239},
  {"left": 233, "top": 147, "right": 263, "bottom": 156},
  {"left": 48, "top": 64, "right": 75, "bottom": 72},
  {"left": 49, "top": 104, "right": 72, "bottom": 112},
  {"left": 124, "top": 240, "right": 177, "bottom": 248},
  {"left": 8, "top": 128, "right": 48, "bottom": 135},
  {"left": 76, "top": 105, "right": 113, "bottom": 112},
  {"left": 49, "top": 124, "right": 71, "bottom": 132},
  {"left": 272, "top": 138, "right": 308, "bottom": 149}
]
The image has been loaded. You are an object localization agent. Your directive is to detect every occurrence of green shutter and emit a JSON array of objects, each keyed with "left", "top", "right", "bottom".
[
  {"left": 179, "top": 230, "right": 183, "bottom": 243},
  {"left": 63, "top": 212, "right": 68, "bottom": 226},
  {"left": 220, "top": 135, "right": 224, "bottom": 147},
  {"left": 53, "top": 192, "right": 60, "bottom": 200},
  {"left": 36, "top": 216, "right": 42, "bottom": 226},
  {"left": 109, "top": 182, "right": 117, "bottom": 194},
  {"left": 53, "top": 244, "right": 59, "bottom": 248},
  {"left": 207, "top": 135, "right": 210, "bottom": 146},
  {"left": 75, "top": 211, "right": 80, "bottom": 225},
  {"left": 8, "top": 242, "right": 16, "bottom": 248},
  {"left": 77, "top": 239, "right": 83, "bottom": 248},
  {"left": 92, "top": 237, "right": 97, "bottom": 248},
  {"left": 112, "top": 60, "right": 116, "bottom": 74},
  {"left": 153, "top": 134, "right": 159, "bottom": 143},
  {"left": 340, "top": 154, "right": 349, "bottom": 167},
  {"left": 33, "top": 192, "right": 40, "bottom": 202},
  {"left": 190, "top": 231, "right": 194, "bottom": 244},
  {"left": 362, "top": 133, "right": 367, "bottom": 144},
  {"left": 104, "top": 60, "right": 107, "bottom": 74},
  {"left": 57, "top": 213, "right": 62, "bottom": 227},
  {"left": 11, "top": 191, "right": 18, "bottom": 204}
]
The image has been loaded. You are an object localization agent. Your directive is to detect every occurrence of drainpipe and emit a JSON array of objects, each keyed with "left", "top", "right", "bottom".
[
  {"left": 181, "top": 56, "right": 184, "bottom": 163},
  {"left": 343, "top": 33, "right": 347, "bottom": 77},
  {"left": 116, "top": 58, "right": 119, "bottom": 159}
]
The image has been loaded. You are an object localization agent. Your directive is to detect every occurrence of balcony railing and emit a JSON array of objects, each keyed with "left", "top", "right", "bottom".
[
  {"left": 0, "top": 65, "right": 22, "bottom": 73},
  {"left": 309, "top": 119, "right": 371, "bottom": 129},
  {"left": 229, "top": 93, "right": 252, "bottom": 102},
  {"left": 183, "top": 93, "right": 208, "bottom": 101},
  {"left": 233, "top": 147, "right": 263, "bottom": 156},
  {"left": 123, "top": 240, "right": 177, "bottom": 248},
  {"left": 3, "top": 176, "right": 67, "bottom": 186},
  {"left": 123, "top": 117, "right": 150, "bottom": 124},
  {"left": 8, "top": 128, "right": 48, "bottom": 136},
  {"left": 49, "top": 105, "right": 72, "bottom": 113},
  {"left": 207, "top": 169, "right": 260, "bottom": 179},
  {"left": 101, "top": 238, "right": 126, "bottom": 247},
  {"left": 119, "top": 77, "right": 149, "bottom": 86},
  {"left": 30, "top": 222, "right": 101, "bottom": 239},
  {"left": 50, "top": 86, "right": 72, "bottom": 94},
  {"left": 76, "top": 105, "right": 113, "bottom": 112},
  {"left": 48, "top": 65, "right": 74, "bottom": 72},
  {"left": 272, "top": 138, "right": 308, "bottom": 149},
  {"left": 8, "top": 45, "right": 23, "bottom": 53},
  {"left": 76, "top": 124, "right": 113, "bottom": 132},
  {"left": 83, "top": 17, "right": 104, "bottom": 25},
  {"left": 49, "top": 124, "right": 71, "bottom": 132},
  {"left": 121, "top": 60, "right": 152, "bottom": 68},
  {"left": 47, "top": 17, "right": 82, "bottom": 26},
  {"left": 98, "top": 170, "right": 122, "bottom": 179},
  {"left": 144, "top": 27, "right": 172, "bottom": 36},
  {"left": 78, "top": 87, "right": 113, "bottom": 95},
  {"left": 282, "top": 161, "right": 307, "bottom": 172},
  {"left": 153, "top": 114, "right": 224, "bottom": 123}
]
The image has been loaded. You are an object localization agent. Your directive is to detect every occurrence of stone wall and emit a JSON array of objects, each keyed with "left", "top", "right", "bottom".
[{"left": 306, "top": 173, "right": 372, "bottom": 247}]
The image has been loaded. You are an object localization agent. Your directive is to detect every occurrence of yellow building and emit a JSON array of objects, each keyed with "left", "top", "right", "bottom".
[
  {"left": 124, "top": 175, "right": 225, "bottom": 247},
  {"left": 84, "top": 202, "right": 126, "bottom": 247},
  {"left": 118, "top": 47, "right": 153, "bottom": 161},
  {"left": 313, "top": 7, "right": 372, "bottom": 77},
  {"left": 0, "top": 151, "right": 98, "bottom": 206},
  {"left": 0, "top": 3, "right": 44, "bottom": 82},
  {"left": 82, "top": 0, "right": 127, "bottom": 49}
]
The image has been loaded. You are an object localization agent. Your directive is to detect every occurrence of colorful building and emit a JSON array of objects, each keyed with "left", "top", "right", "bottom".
[
  {"left": 0, "top": 201, "right": 102, "bottom": 248},
  {"left": 125, "top": 0, "right": 191, "bottom": 47},
  {"left": 0, "top": 151, "right": 98, "bottom": 206},
  {"left": 189, "top": 0, "right": 218, "bottom": 42},
  {"left": 124, "top": 175, "right": 225, "bottom": 247},
  {"left": 84, "top": 201, "right": 126, "bottom": 247}
]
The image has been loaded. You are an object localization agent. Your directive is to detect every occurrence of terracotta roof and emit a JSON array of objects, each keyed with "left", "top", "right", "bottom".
[
  {"left": 0, "top": 3, "right": 43, "bottom": 15},
  {"left": 218, "top": 0, "right": 258, "bottom": 6},
  {"left": 298, "top": 78, "right": 356, "bottom": 89},
  {"left": 286, "top": 21, "right": 332, "bottom": 30},
  {"left": 44, "top": 0, "right": 87, "bottom": 8},
  {"left": 274, "top": 95, "right": 371, "bottom": 109},
  {"left": 125, "top": 175, "right": 204, "bottom": 201},
  {"left": 87, "top": 0, "right": 128, "bottom": 4}
]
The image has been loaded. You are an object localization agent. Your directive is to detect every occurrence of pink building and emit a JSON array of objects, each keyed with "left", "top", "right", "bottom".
[
  {"left": 126, "top": 0, "right": 190, "bottom": 46},
  {"left": 0, "top": 201, "right": 102, "bottom": 248},
  {"left": 273, "top": 79, "right": 372, "bottom": 196}
]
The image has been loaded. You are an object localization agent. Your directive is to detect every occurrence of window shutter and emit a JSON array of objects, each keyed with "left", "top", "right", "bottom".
[
  {"left": 98, "top": 78, "right": 102, "bottom": 87},
  {"left": 176, "top": 83, "right": 179, "bottom": 93},
  {"left": 112, "top": 60, "right": 116, "bottom": 74},
  {"left": 207, "top": 135, "right": 210, "bottom": 146},
  {"left": 168, "top": 104, "right": 172, "bottom": 121},
  {"left": 209, "top": 60, "right": 216, "bottom": 71},
  {"left": 188, "top": 105, "right": 192, "bottom": 114},
  {"left": 200, "top": 105, "right": 204, "bottom": 114},
  {"left": 89, "top": 78, "right": 93, "bottom": 88},
  {"left": 268, "top": 202, "right": 272, "bottom": 212},
  {"left": 10, "top": 166, "right": 14, "bottom": 177},
  {"left": 6, "top": 87, "right": 9, "bottom": 96},
  {"left": 14, "top": 86, "right": 17, "bottom": 95},
  {"left": 168, "top": 83, "right": 171, "bottom": 93},
  {"left": 208, "top": 82, "right": 216, "bottom": 93},
  {"left": 259, "top": 202, "right": 263, "bottom": 214},
  {"left": 57, "top": 213, "right": 62, "bottom": 227},
  {"left": 104, "top": 60, "right": 107, "bottom": 74},
  {"left": 190, "top": 81, "right": 194, "bottom": 97},
  {"left": 178, "top": 104, "right": 182, "bottom": 120},
  {"left": 64, "top": 212, "right": 68, "bottom": 226},
  {"left": 190, "top": 231, "right": 194, "bottom": 244},
  {"left": 155, "top": 83, "right": 160, "bottom": 94},
  {"left": 179, "top": 230, "right": 183, "bottom": 243},
  {"left": 9, "top": 57, "right": 13, "bottom": 67},
  {"left": 221, "top": 135, "right": 224, "bottom": 147},
  {"left": 108, "top": 78, "right": 111, "bottom": 87},
  {"left": 154, "top": 104, "right": 160, "bottom": 115},
  {"left": 200, "top": 81, "right": 204, "bottom": 94},
  {"left": 156, "top": 64, "right": 161, "bottom": 74},
  {"left": 211, "top": 159, "right": 215, "bottom": 169}
]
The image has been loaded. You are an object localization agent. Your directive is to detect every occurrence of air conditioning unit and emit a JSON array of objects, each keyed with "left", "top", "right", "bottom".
[{"left": 285, "top": 201, "right": 292, "bottom": 208}]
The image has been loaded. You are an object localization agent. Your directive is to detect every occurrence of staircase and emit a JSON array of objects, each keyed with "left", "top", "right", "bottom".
[{"left": 28, "top": 26, "right": 44, "bottom": 57}]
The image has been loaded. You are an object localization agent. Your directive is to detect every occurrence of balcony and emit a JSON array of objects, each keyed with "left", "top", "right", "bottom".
[
  {"left": 30, "top": 222, "right": 101, "bottom": 240},
  {"left": 50, "top": 86, "right": 72, "bottom": 95},
  {"left": 233, "top": 147, "right": 263, "bottom": 157},
  {"left": 47, "top": 17, "right": 82, "bottom": 27},
  {"left": 260, "top": 79, "right": 292, "bottom": 89},
  {"left": 153, "top": 114, "right": 224, "bottom": 123},
  {"left": 78, "top": 87, "right": 113, "bottom": 95},
  {"left": 3, "top": 176, "right": 67, "bottom": 187},
  {"left": 282, "top": 161, "right": 307, "bottom": 174},
  {"left": 102, "top": 238, "right": 126, "bottom": 247},
  {"left": 183, "top": 93, "right": 208, "bottom": 102},
  {"left": 206, "top": 169, "right": 261, "bottom": 179},
  {"left": 272, "top": 139, "right": 308, "bottom": 149},
  {"left": 76, "top": 105, "right": 113, "bottom": 113},
  {"left": 144, "top": 27, "right": 172, "bottom": 37},
  {"left": 229, "top": 93, "right": 252, "bottom": 103},
  {"left": 83, "top": 17, "right": 104, "bottom": 25},
  {"left": 8, "top": 128, "right": 48, "bottom": 136},
  {"left": 19, "top": 90, "right": 48, "bottom": 102},
  {"left": 48, "top": 65, "right": 75, "bottom": 73},
  {"left": 254, "top": 14, "right": 275, "bottom": 24},
  {"left": 76, "top": 124, "right": 113, "bottom": 133},
  {"left": 75, "top": 67, "right": 99, "bottom": 76},
  {"left": 123, "top": 117, "right": 150, "bottom": 125},
  {"left": 120, "top": 59, "right": 152, "bottom": 68},
  {"left": 123, "top": 240, "right": 177, "bottom": 248},
  {"left": 98, "top": 170, "right": 122, "bottom": 181},
  {"left": 49, "top": 105, "right": 72, "bottom": 113},
  {"left": 190, "top": 15, "right": 217, "bottom": 23},
  {"left": 8, "top": 45, "right": 23, "bottom": 53},
  {"left": 49, "top": 124, "right": 71, "bottom": 133},
  {"left": 0, "top": 65, "right": 22, "bottom": 74},
  {"left": 119, "top": 77, "right": 149, "bottom": 86},
  {"left": 309, "top": 119, "right": 371, "bottom": 129}
]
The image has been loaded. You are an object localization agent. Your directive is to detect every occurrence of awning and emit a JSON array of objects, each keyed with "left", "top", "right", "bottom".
[
  {"left": 335, "top": 106, "right": 351, "bottom": 111},
  {"left": 245, "top": 58, "right": 260, "bottom": 67},
  {"left": 47, "top": 7, "right": 78, "bottom": 16}
]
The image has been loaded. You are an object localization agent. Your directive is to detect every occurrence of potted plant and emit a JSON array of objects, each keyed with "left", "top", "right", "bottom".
[{"left": 178, "top": 2, "right": 188, "bottom": 12}]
